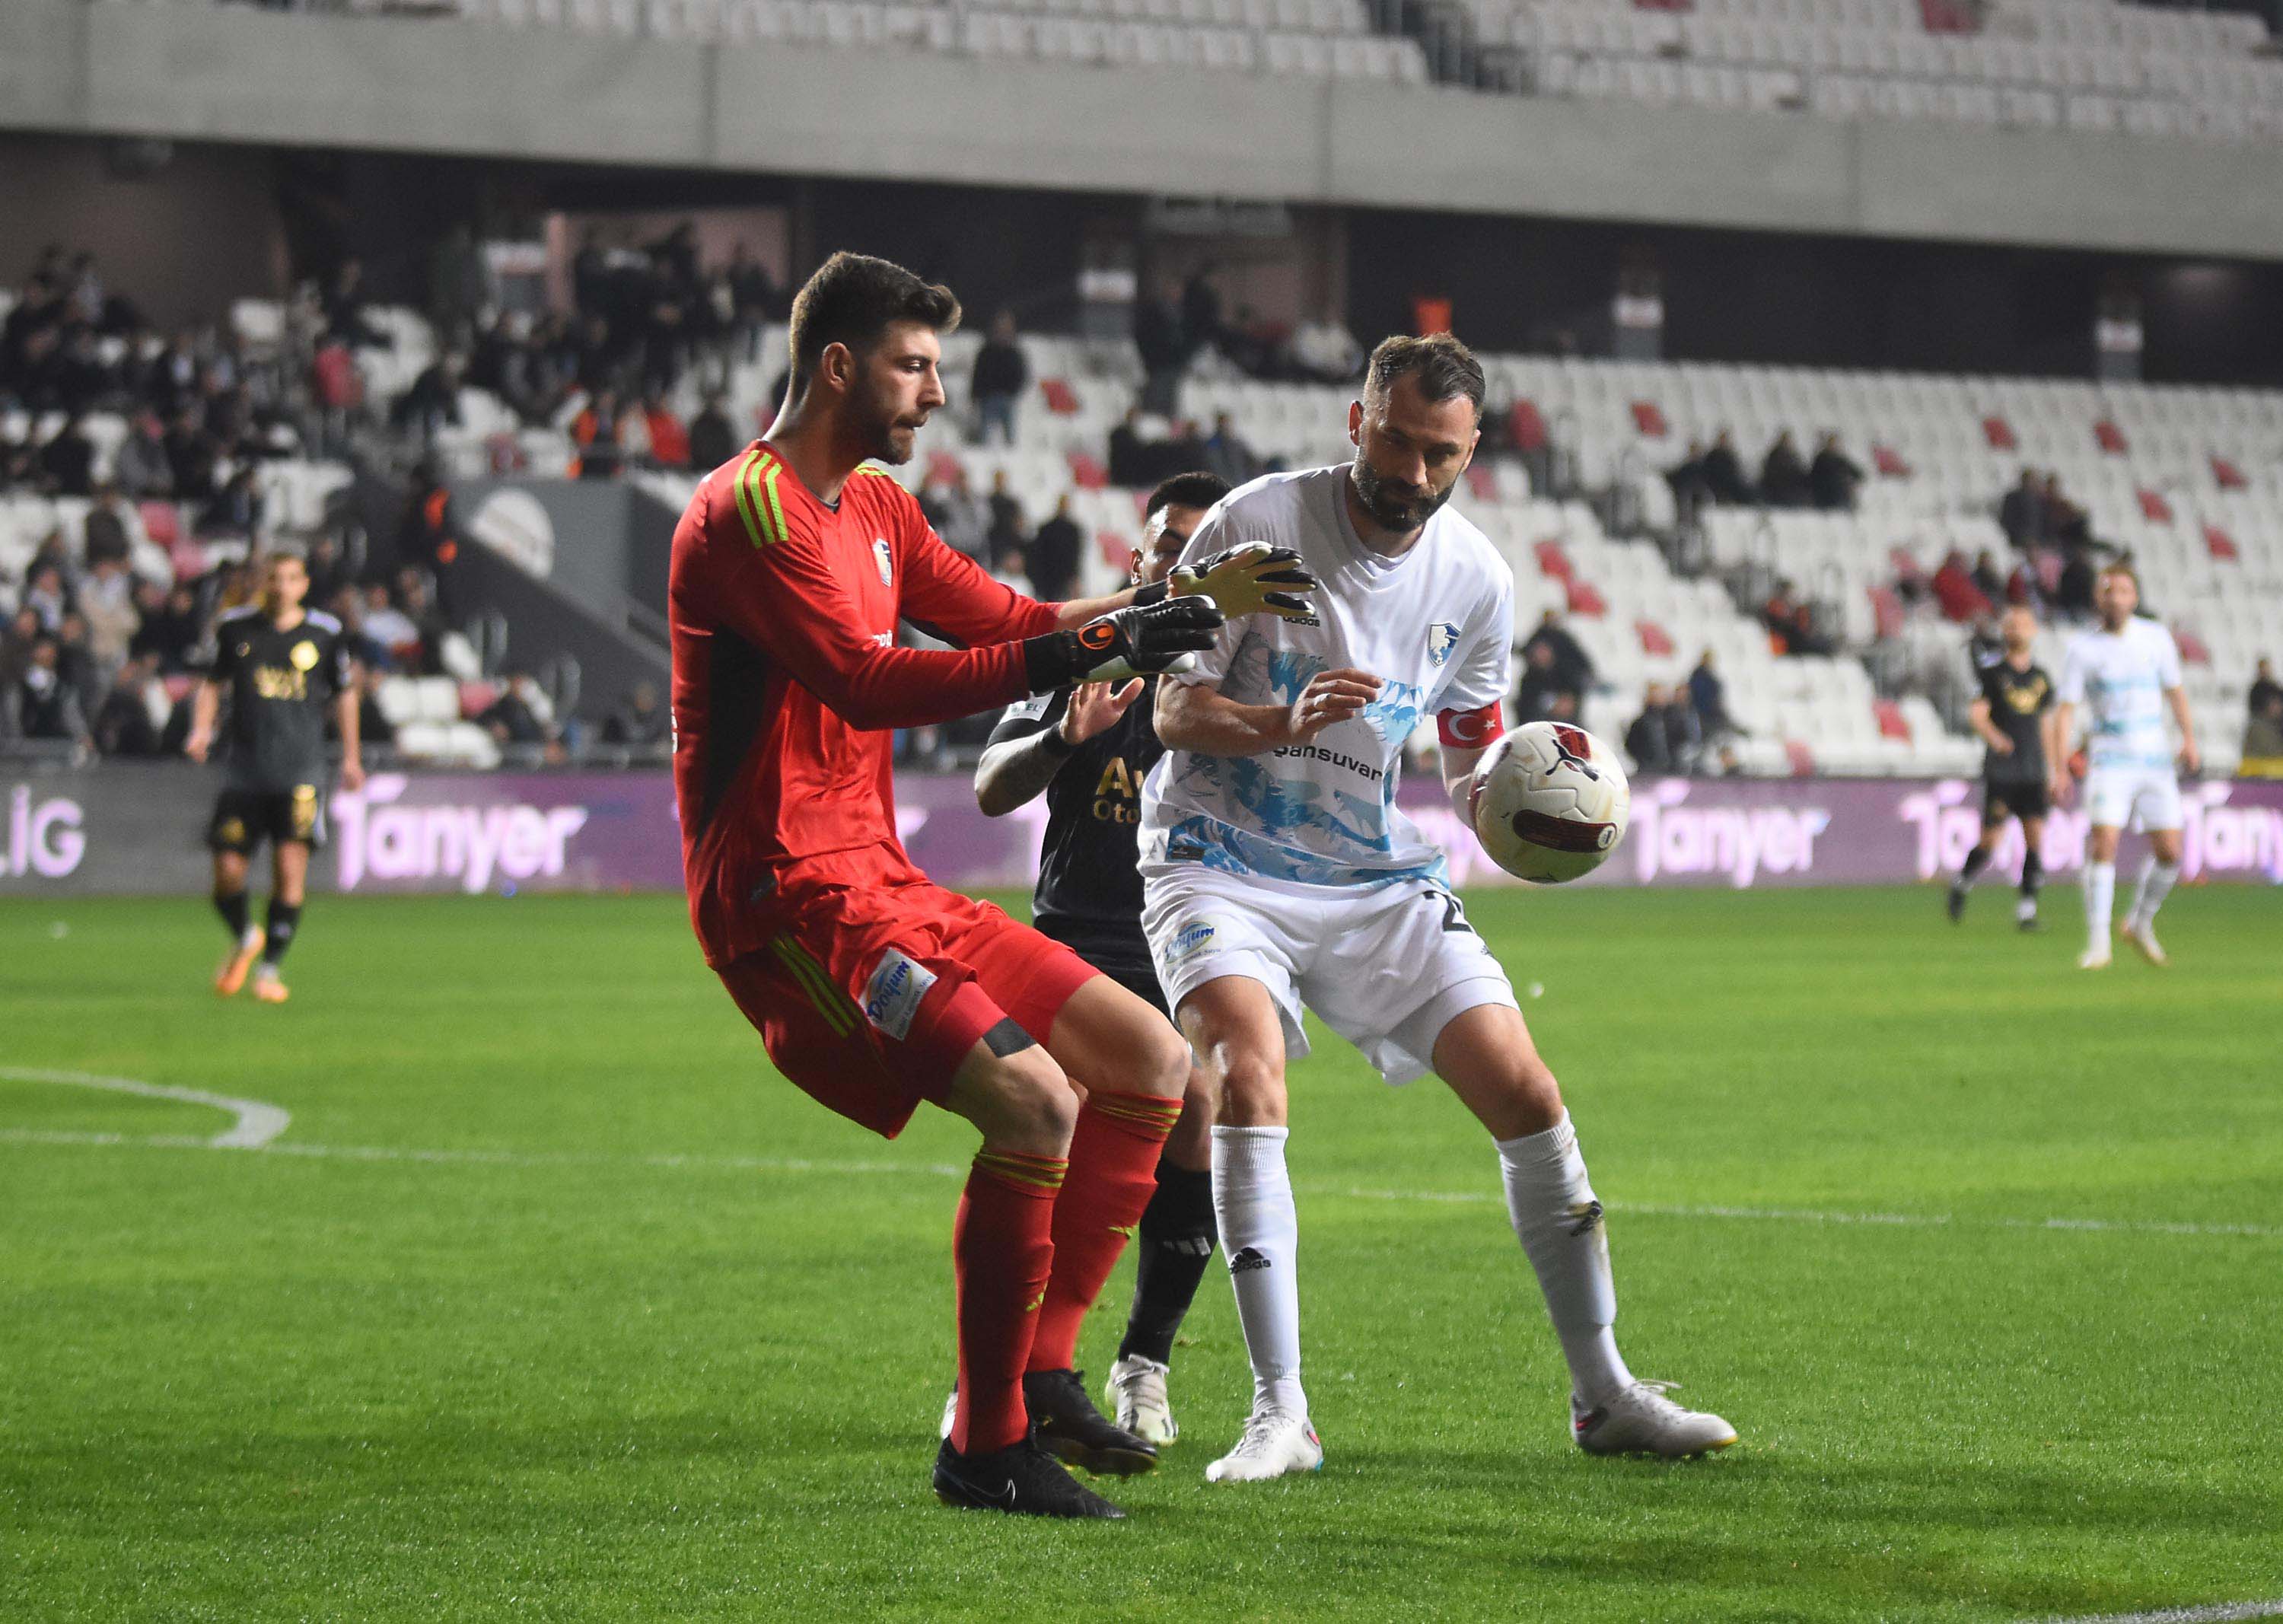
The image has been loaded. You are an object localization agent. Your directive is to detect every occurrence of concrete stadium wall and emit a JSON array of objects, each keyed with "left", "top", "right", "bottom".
[{"left": 6, "top": 0, "right": 2283, "bottom": 262}]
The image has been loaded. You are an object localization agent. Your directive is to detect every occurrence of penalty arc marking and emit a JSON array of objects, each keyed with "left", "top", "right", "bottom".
[{"left": 0, "top": 1067, "right": 289, "bottom": 1150}]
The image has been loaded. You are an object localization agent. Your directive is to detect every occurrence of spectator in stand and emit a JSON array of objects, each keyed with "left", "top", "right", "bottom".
[
  {"left": 349, "top": 663, "right": 396, "bottom": 752},
  {"left": 14, "top": 638, "right": 88, "bottom": 744},
  {"left": 1762, "top": 578, "right": 1810, "bottom": 654},
  {"left": 480, "top": 668, "right": 561, "bottom": 756},
  {"left": 1808, "top": 433, "right": 1862, "bottom": 511},
  {"left": 92, "top": 653, "right": 165, "bottom": 758},
  {"left": 1181, "top": 264, "right": 1224, "bottom": 360},
  {"left": 362, "top": 581, "right": 422, "bottom": 667},
  {"left": 323, "top": 259, "right": 390, "bottom": 351},
  {"left": 37, "top": 413, "right": 97, "bottom": 498},
  {"left": 1998, "top": 468, "right": 2046, "bottom": 550},
  {"left": 2054, "top": 548, "right": 2096, "bottom": 618},
  {"left": 1661, "top": 683, "right": 1703, "bottom": 773},
  {"left": 1027, "top": 493, "right": 1082, "bottom": 603},
  {"left": 1759, "top": 431, "right": 1810, "bottom": 508},
  {"left": 164, "top": 408, "right": 218, "bottom": 504},
  {"left": 571, "top": 387, "right": 641, "bottom": 479},
  {"left": 2243, "top": 689, "right": 2283, "bottom": 775},
  {"left": 919, "top": 463, "right": 989, "bottom": 561},
  {"left": 1625, "top": 683, "right": 1676, "bottom": 774},
  {"left": 1286, "top": 310, "right": 1364, "bottom": 383},
  {"left": 602, "top": 680, "right": 671, "bottom": 748},
  {"left": 323, "top": 585, "right": 390, "bottom": 673},
  {"left": 303, "top": 530, "right": 352, "bottom": 607},
  {"left": 2041, "top": 472, "right": 2092, "bottom": 551},
  {"left": 22, "top": 562, "right": 71, "bottom": 634},
  {"left": 984, "top": 470, "right": 1027, "bottom": 561},
  {"left": 1134, "top": 286, "right": 1187, "bottom": 416},
  {"left": 971, "top": 310, "right": 1029, "bottom": 446},
  {"left": 1203, "top": 411, "right": 1258, "bottom": 489},
  {"left": 1666, "top": 438, "right": 1711, "bottom": 522},
  {"left": 1520, "top": 607, "right": 1594, "bottom": 693},
  {"left": 1971, "top": 549, "right": 2007, "bottom": 604},
  {"left": 1107, "top": 406, "right": 1151, "bottom": 488},
  {"left": 0, "top": 607, "right": 43, "bottom": 705},
  {"left": 81, "top": 486, "right": 133, "bottom": 567},
  {"left": 393, "top": 350, "right": 465, "bottom": 439},
  {"left": 643, "top": 393, "right": 691, "bottom": 470},
  {"left": 687, "top": 390, "right": 738, "bottom": 473},
  {"left": 196, "top": 466, "right": 264, "bottom": 540},
  {"left": 1686, "top": 648, "right": 1739, "bottom": 739},
  {"left": 1930, "top": 550, "right": 1992, "bottom": 624},
  {"left": 1702, "top": 430, "right": 1755, "bottom": 505},
  {"left": 78, "top": 553, "right": 139, "bottom": 670},
  {"left": 130, "top": 581, "right": 204, "bottom": 674},
  {"left": 727, "top": 242, "right": 782, "bottom": 361},
  {"left": 2250, "top": 658, "right": 2280, "bottom": 721},
  {"left": 1514, "top": 638, "right": 1581, "bottom": 724}
]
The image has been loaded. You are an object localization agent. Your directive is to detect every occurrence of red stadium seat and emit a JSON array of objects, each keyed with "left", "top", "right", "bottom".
[
  {"left": 1565, "top": 579, "right": 1607, "bottom": 616},
  {"left": 2205, "top": 524, "right": 2240, "bottom": 561},
  {"left": 1867, "top": 584, "right": 1905, "bottom": 639},
  {"left": 2137, "top": 488, "right": 2173, "bottom": 522},
  {"left": 2176, "top": 629, "right": 2211, "bottom": 665},
  {"left": 2211, "top": 455, "right": 2247, "bottom": 490},
  {"left": 1508, "top": 400, "right": 1548, "bottom": 453},
  {"left": 1872, "top": 444, "right": 1910, "bottom": 477},
  {"left": 1784, "top": 739, "right": 1817, "bottom": 776},
  {"left": 927, "top": 451, "right": 963, "bottom": 486},
  {"left": 1466, "top": 464, "right": 1498, "bottom": 501},
  {"left": 2094, "top": 419, "right": 2128, "bottom": 454},
  {"left": 1636, "top": 619, "right": 1674, "bottom": 656},
  {"left": 458, "top": 680, "right": 499, "bottom": 719},
  {"left": 1039, "top": 378, "right": 1080, "bottom": 415},
  {"left": 1982, "top": 416, "right": 2017, "bottom": 450},
  {"left": 1874, "top": 699, "right": 1911, "bottom": 743},
  {"left": 1630, "top": 401, "right": 1668, "bottom": 437},
  {"left": 1096, "top": 530, "right": 1128, "bottom": 567},
  {"left": 1067, "top": 450, "right": 1108, "bottom": 490},
  {"left": 1533, "top": 539, "right": 1573, "bottom": 580}
]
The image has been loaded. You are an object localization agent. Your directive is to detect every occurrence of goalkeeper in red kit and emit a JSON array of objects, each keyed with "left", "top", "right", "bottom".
[{"left": 668, "top": 253, "right": 1315, "bottom": 1519}]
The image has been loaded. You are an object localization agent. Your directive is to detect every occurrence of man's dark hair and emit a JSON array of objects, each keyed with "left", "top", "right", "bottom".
[
  {"left": 1145, "top": 471, "right": 1231, "bottom": 521},
  {"left": 786, "top": 252, "right": 961, "bottom": 400},
  {"left": 1364, "top": 332, "right": 1485, "bottom": 419}
]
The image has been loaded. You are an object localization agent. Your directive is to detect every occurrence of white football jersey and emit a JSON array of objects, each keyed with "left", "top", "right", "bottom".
[
  {"left": 2059, "top": 616, "right": 2183, "bottom": 772},
  {"left": 1139, "top": 464, "right": 1514, "bottom": 890}
]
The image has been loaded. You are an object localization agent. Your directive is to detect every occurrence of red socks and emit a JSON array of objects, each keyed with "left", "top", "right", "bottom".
[
  {"left": 950, "top": 1149, "right": 1064, "bottom": 1455},
  {"left": 1027, "top": 1091, "right": 1183, "bottom": 1374}
]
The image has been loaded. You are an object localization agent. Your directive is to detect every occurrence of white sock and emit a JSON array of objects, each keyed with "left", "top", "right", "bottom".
[
  {"left": 1212, "top": 1125, "right": 1306, "bottom": 1416},
  {"left": 2128, "top": 857, "right": 2180, "bottom": 927},
  {"left": 2084, "top": 860, "right": 2116, "bottom": 951},
  {"left": 1496, "top": 1113, "right": 1634, "bottom": 1409}
]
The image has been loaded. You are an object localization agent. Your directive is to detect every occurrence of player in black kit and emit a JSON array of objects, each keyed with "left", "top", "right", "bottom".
[
  {"left": 186, "top": 552, "right": 364, "bottom": 1002},
  {"left": 1949, "top": 606, "right": 2058, "bottom": 931},
  {"left": 972, "top": 473, "right": 1243, "bottom": 1450}
]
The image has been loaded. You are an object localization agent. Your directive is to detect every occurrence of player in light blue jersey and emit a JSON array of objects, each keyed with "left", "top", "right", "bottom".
[
  {"left": 1138, "top": 334, "right": 1735, "bottom": 1481},
  {"left": 2053, "top": 564, "right": 2199, "bottom": 969}
]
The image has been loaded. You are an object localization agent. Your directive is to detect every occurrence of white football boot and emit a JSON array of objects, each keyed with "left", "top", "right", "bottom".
[
  {"left": 1104, "top": 1354, "right": 1179, "bottom": 1446},
  {"left": 2078, "top": 943, "right": 2113, "bottom": 970},
  {"left": 2119, "top": 917, "right": 2168, "bottom": 966},
  {"left": 1205, "top": 1406, "right": 1323, "bottom": 1482},
  {"left": 1571, "top": 1380, "right": 1737, "bottom": 1459}
]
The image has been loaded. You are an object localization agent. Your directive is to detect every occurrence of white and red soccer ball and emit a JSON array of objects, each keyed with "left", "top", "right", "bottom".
[{"left": 1469, "top": 721, "right": 1631, "bottom": 884}]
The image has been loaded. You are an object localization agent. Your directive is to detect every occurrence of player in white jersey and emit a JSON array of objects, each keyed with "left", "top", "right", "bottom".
[
  {"left": 1138, "top": 335, "right": 1735, "bottom": 1482},
  {"left": 2052, "top": 564, "right": 2199, "bottom": 970}
]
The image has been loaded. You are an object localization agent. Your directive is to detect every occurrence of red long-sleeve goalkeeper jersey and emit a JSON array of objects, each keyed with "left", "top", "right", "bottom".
[{"left": 669, "top": 442, "right": 1062, "bottom": 965}]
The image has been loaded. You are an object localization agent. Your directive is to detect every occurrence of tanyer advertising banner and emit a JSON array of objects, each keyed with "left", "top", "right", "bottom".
[{"left": 3, "top": 768, "right": 2281, "bottom": 899}]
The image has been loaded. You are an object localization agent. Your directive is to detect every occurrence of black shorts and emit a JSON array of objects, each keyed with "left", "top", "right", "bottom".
[
  {"left": 209, "top": 785, "right": 327, "bottom": 855},
  {"left": 1033, "top": 917, "right": 1167, "bottom": 1017},
  {"left": 1982, "top": 779, "right": 2049, "bottom": 824}
]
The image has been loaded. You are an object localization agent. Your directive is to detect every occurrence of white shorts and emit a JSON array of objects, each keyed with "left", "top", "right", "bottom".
[
  {"left": 1140, "top": 864, "right": 1518, "bottom": 1086},
  {"left": 2084, "top": 766, "right": 2182, "bottom": 833}
]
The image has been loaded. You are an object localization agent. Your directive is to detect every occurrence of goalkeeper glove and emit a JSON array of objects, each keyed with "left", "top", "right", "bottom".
[
  {"left": 1023, "top": 596, "right": 1225, "bottom": 691},
  {"left": 1135, "top": 543, "right": 1319, "bottom": 621}
]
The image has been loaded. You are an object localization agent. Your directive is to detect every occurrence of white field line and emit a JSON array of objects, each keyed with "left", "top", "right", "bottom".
[
  {"left": 0, "top": 1118, "right": 2275, "bottom": 1242},
  {"left": 0, "top": 1066, "right": 288, "bottom": 1148},
  {"left": 2030, "top": 1600, "right": 2283, "bottom": 1624}
]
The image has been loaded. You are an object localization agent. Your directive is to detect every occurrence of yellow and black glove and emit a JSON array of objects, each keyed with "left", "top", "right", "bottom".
[{"left": 1137, "top": 543, "right": 1319, "bottom": 621}]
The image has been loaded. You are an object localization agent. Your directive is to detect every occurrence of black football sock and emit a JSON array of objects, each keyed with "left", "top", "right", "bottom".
[
  {"left": 1956, "top": 845, "right": 1991, "bottom": 890},
  {"left": 261, "top": 900, "right": 303, "bottom": 967},
  {"left": 2019, "top": 849, "right": 2043, "bottom": 900},
  {"left": 214, "top": 888, "right": 251, "bottom": 942},
  {"left": 1117, "top": 1158, "right": 1217, "bottom": 1368}
]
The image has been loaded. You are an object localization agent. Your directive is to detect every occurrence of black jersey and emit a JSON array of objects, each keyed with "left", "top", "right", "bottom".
[
  {"left": 987, "top": 683, "right": 1165, "bottom": 952},
  {"left": 1975, "top": 654, "right": 2053, "bottom": 784},
  {"left": 207, "top": 607, "right": 353, "bottom": 791}
]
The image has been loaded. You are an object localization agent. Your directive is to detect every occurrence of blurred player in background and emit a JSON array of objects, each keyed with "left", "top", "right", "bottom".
[
  {"left": 185, "top": 552, "right": 363, "bottom": 1004},
  {"left": 2053, "top": 564, "right": 2199, "bottom": 970},
  {"left": 667, "top": 253, "right": 1312, "bottom": 1519},
  {"left": 971, "top": 471, "right": 1260, "bottom": 1451},
  {"left": 1142, "top": 335, "right": 1735, "bottom": 1482},
  {"left": 1949, "top": 606, "right": 2058, "bottom": 930}
]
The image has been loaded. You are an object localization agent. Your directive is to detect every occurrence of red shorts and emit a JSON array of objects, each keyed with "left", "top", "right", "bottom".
[{"left": 714, "top": 845, "right": 1100, "bottom": 1138}]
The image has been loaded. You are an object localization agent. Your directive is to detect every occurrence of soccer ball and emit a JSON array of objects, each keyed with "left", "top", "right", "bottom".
[{"left": 1469, "top": 721, "right": 1632, "bottom": 884}]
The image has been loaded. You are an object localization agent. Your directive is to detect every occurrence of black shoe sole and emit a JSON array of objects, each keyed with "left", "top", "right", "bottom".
[
  {"left": 932, "top": 1470, "right": 1127, "bottom": 1518},
  {"left": 1037, "top": 1431, "right": 1160, "bottom": 1478}
]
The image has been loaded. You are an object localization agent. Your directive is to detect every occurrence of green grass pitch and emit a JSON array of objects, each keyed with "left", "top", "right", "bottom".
[{"left": 2, "top": 883, "right": 2278, "bottom": 1622}]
